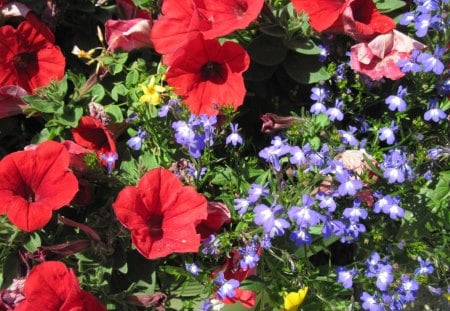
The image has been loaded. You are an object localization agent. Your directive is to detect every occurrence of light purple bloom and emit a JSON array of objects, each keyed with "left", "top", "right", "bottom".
[
  {"left": 378, "top": 122, "right": 398, "bottom": 145},
  {"left": 310, "top": 101, "right": 327, "bottom": 115},
  {"left": 336, "top": 267, "right": 358, "bottom": 289},
  {"left": 415, "top": 13, "right": 431, "bottom": 37},
  {"left": 397, "top": 275, "right": 419, "bottom": 302},
  {"left": 217, "top": 279, "right": 240, "bottom": 300},
  {"left": 424, "top": 99, "right": 447, "bottom": 122},
  {"left": 385, "top": 86, "right": 407, "bottom": 112},
  {"left": 226, "top": 123, "right": 243, "bottom": 147},
  {"left": 238, "top": 242, "right": 260, "bottom": 270},
  {"left": 360, "top": 292, "right": 384, "bottom": 311},
  {"left": 254, "top": 204, "right": 275, "bottom": 233},
  {"left": 417, "top": 45, "right": 445, "bottom": 74},
  {"left": 259, "top": 136, "right": 291, "bottom": 171},
  {"left": 375, "top": 264, "right": 393, "bottom": 291},
  {"left": 102, "top": 152, "right": 118, "bottom": 174},
  {"left": 289, "top": 146, "right": 307, "bottom": 166},
  {"left": 414, "top": 257, "right": 434, "bottom": 275},
  {"left": 234, "top": 198, "right": 250, "bottom": 216},
  {"left": 310, "top": 86, "right": 328, "bottom": 102},
  {"left": 127, "top": 128, "right": 147, "bottom": 151},
  {"left": 247, "top": 183, "right": 269, "bottom": 203},
  {"left": 339, "top": 126, "right": 358, "bottom": 146},
  {"left": 290, "top": 228, "right": 312, "bottom": 247},
  {"left": 326, "top": 99, "right": 344, "bottom": 121},
  {"left": 185, "top": 262, "right": 201, "bottom": 276},
  {"left": 336, "top": 171, "right": 363, "bottom": 196},
  {"left": 343, "top": 199, "right": 368, "bottom": 221}
]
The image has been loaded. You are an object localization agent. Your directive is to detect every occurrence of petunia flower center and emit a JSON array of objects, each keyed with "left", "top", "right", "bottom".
[
  {"left": 148, "top": 215, "right": 163, "bottom": 238},
  {"left": 200, "top": 61, "right": 227, "bottom": 84},
  {"left": 13, "top": 52, "right": 37, "bottom": 71},
  {"left": 233, "top": 0, "right": 248, "bottom": 18}
]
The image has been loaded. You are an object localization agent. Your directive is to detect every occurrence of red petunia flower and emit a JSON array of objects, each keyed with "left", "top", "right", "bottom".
[
  {"left": 0, "top": 19, "right": 65, "bottom": 93},
  {"left": 291, "top": 0, "right": 395, "bottom": 41},
  {"left": 151, "top": 0, "right": 262, "bottom": 65},
  {"left": 72, "top": 116, "right": 118, "bottom": 171},
  {"left": 0, "top": 140, "right": 79, "bottom": 232},
  {"left": 15, "top": 261, "right": 106, "bottom": 311},
  {"left": 165, "top": 34, "right": 250, "bottom": 116},
  {"left": 112, "top": 167, "right": 208, "bottom": 259}
]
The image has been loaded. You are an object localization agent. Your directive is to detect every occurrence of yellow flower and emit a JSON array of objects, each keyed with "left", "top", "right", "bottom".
[
  {"left": 139, "top": 76, "right": 166, "bottom": 105},
  {"left": 283, "top": 287, "right": 308, "bottom": 311}
]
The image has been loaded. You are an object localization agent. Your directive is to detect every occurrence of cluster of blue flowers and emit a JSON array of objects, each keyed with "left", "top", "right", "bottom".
[
  {"left": 337, "top": 253, "right": 438, "bottom": 310},
  {"left": 399, "top": 0, "right": 448, "bottom": 38}
]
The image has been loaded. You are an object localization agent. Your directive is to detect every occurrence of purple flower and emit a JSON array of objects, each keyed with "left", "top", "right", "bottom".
[
  {"left": 310, "top": 101, "right": 327, "bottom": 115},
  {"left": 172, "top": 120, "right": 195, "bottom": 145},
  {"left": 310, "top": 86, "right": 328, "bottom": 102},
  {"left": 417, "top": 45, "right": 445, "bottom": 74},
  {"left": 316, "top": 192, "right": 337, "bottom": 212},
  {"left": 397, "top": 275, "right": 419, "bottom": 303},
  {"left": 288, "top": 194, "right": 322, "bottom": 228},
  {"left": 385, "top": 196, "right": 404, "bottom": 220},
  {"left": 397, "top": 50, "right": 422, "bottom": 73},
  {"left": 417, "top": 0, "right": 440, "bottom": 13},
  {"left": 318, "top": 44, "right": 329, "bottom": 62},
  {"left": 289, "top": 146, "right": 307, "bottom": 166},
  {"left": 238, "top": 242, "right": 260, "bottom": 270},
  {"left": 127, "top": 128, "right": 147, "bottom": 151},
  {"left": 366, "top": 252, "right": 381, "bottom": 269},
  {"left": 247, "top": 183, "right": 269, "bottom": 203},
  {"left": 322, "top": 215, "right": 345, "bottom": 238},
  {"left": 341, "top": 219, "right": 366, "bottom": 243},
  {"left": 198, "top": 300, "right": 213, "bottom": 311},
  {"left": 381, "top": 149, "right": 413, "bottom": 184},
  {"left": 336, "top": 267, "right": 358, "bottom": 289},
  {"left": 414, "top": 257, "right": 434, "bottom": 275},
  {"left": 385, "top": 86, "right": 407, "bottom": 112},
  {"left": 254, "top": 204, "right": 275, "bottom": 233},
  {"left": 360, "top": 292, "right": 384, "bottom": 311},
  {"left": 102, "top": 152, "right": 118, "bottom": 174},
  {"left": 326, "top": 99, "right": 344, "bottom": 121},
  {"left": 202, "top": 234, "right": 220, "bottom": 256},
  {"left": 185, "top": 262, "right": 201, "bottom": 276},
  {"left": 259, "top": 136, "right": 291, "bottom": 171},
  {"left": 269, "top": 218, "right": 290, "bottom": 238},
  {"left": 343, "top": 199, "right": 368, "bottom": 221},
  {"left": 217, "top": 279, "right": 240, "bottom": 300},
  {"left": 415, "top": 13, "right": 431, "bottom": 37},
  {"left": 399, "top": 12, "right": 415, "bottom": 25},
  {"left": 375, "top": 264, "right": 393, "bottom": 291},
  {"left": 378, "top": 121, "right": 398, "bottom": 145},
  {"left": 338, "top": 126, "right": 358, "bottom": 146},
  {"left": 424, "top": 99, "right": 447, "bottom": 122},
  {"left": 336, "top": 171, "right": 363, "bottom": 196},
  {"left": 290, "top": 228, "right": 312, "bottom": 247},
  {"left": 226, "top": 123, "right": 243, "bottom": 147},
  {"left": 199, "top": 115, "right": 217, "bottom": 146},
  {"left": 234, "top": 198, "right": 250, "bottom": 216}
]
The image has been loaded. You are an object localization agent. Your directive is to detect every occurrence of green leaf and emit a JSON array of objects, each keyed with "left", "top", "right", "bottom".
[
  {"left": 259, "top": 24, "right": 286, "bottom": 38},
  {"left": 283, "top": 52, "right": 330, "bottom": 84},
  {"left": 24, "top": 232, "right": 41, "bottom": 252},
  {"left": 286, "top": 37, "right": 321, "bottom": 55},
  {"left": 109, "top": 63, "right": 123, "bottom": 75},
  {"left": 426, "top": 171, "right": 450, "bottom": 212},
  {"left": 126, "top": 70, "right": 140, "bottom": 86},
  {"left": 105, "top": 105, "right": 124, "bottom": 123},
  {"left": 90, "top": 84, "right": 106, "bottom": 101},
  {"left": 246, "top": 35, "right": 287, "bottom": 66},
  {"left": 23, "top": 95, "right": 63, "bottom": 113},
  {"left": 111, "top": 84, "right": 129, "bottom": 101},
  {"left": 239, "top": 276, "right": 265, "bottom": 291},
  {"left": 375, "top": 0, "right": 406, "bottom": 12},
  {"left": 314, "top": 113, "right": 330, "bottom": 129}
]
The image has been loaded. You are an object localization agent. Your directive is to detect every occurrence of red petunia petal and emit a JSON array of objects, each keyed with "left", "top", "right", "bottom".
[
  {"left": 198, "top": 0, "right": 264, "bottom": 39},
  {"left": 105, "top": 18, "right": 153, "bottom": 52},
  {"left": 72, "top": 116, "right": 117, "bottom": 157},
  {"left": 112, "top": 168, "right": 208, "bottom": 259},
  {"left": 197, "top": 202, "right": 231, "bottom": 239},
  {"left": 15, "top": 261, "right": 106, "bottom": 311},
  {"left": 291, "top": 0, "right": 343, "bottom": 32},
  {"left": 0, "top": 20, "right": 65, "bottom": 93},
  {"left": 165, "top": 34, "right": 249, "bottom": 116},
  {"left": 0, "top": 141, "right": 79, "bottom": 231}
]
